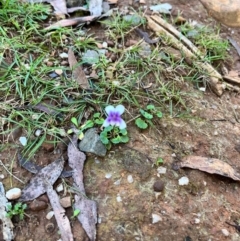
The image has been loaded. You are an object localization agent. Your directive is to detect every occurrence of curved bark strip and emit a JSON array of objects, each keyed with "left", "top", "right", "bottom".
[{"left": 68, "top": 137, "right": 97, "bottom": 241}]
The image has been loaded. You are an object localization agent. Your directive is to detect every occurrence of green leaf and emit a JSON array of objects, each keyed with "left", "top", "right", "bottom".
[
  {"left": 73, "top": 209, "right": 80, "bottom": 217},
  {"left": 67, "top": 129, "right": 73, "bottom": 134},
  {"left": 156, "top": 158, "right": 164, "bottom": 165},
  {"left": 71, "top": 117, "right": 78, "bottom": 127},
  {"left": 140, "top": 109, "right": 153, "bottom": 119},
  {"left": 78, "top": 132, "right": 84, "bottom": 140},
  {"left": 100, "top": 133, "right": 109, "bottom": 144},
  {"left": 119, "top": 128, "right": 127, "bottom": 135},
  {"left": 95, "top": 118, "right": 104, "bottom": 125},
  {"left": 135, "top": 118, "right": 148, "bottom": 129},
  {"left": 156, "top": 111, "right": 163, "bottom": 118},
  {"left": 146, "top": 104, "right": 155, "bottom": 110},
  {"left": 120, "top": 135, "right": 129, "bottom": 143},
  {"left": 93, "top": 112, "right": 101, "bottom": 118},
  {"left": 111, "top": 136, "right": 121, "bottom": 144},
  {"left": 103, "top": 125, "right": 113, "bottom": 132},
  {"left": 80, "top": 120, "right": 94, "bottom": 130}
]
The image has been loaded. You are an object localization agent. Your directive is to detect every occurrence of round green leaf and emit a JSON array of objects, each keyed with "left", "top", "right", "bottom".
[
  {"left": 146, "top": 104, "right": 155, "bottom": 110},
  {"left": 100, "top": 133, "right": 109, "bottom": 144},
  {"left": 120, "top": 135, "right": 129, "bottom": 143},
  {"left": 135, "top": 118, "right": 148, "bottom": 129},
  {"left": 140, "top": 109, "right": 153, "bottom": 119},
  {"left": 156, "top": 111, "right": 163, "bottom": 118}
]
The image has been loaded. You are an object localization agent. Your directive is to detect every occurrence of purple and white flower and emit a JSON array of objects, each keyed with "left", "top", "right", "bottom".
[{"left": 103, "top": 105, "right": 126, "bottom": 129}]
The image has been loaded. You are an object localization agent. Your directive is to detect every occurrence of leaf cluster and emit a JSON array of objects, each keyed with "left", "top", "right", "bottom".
[
  {"left": 6, "top": 202, "right": 27, "bottom": 220},
  {"left": 100, "top": 126, "right": 129, "bottom": 149},
  {"left": 135, "top": 104, "right": 162, "bottom": 129}
]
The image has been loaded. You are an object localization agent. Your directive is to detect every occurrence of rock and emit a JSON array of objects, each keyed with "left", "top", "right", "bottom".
[
  {"left": 121, "top": 148, "right": 152, "bottom": 180},
  {"left": 6, "top": 188, "right": 21, "bottom": 200},
  {"left": 79, "top": 128, "right": 107, "bottom": 157},
  {"left": 29, "top": 199, "right": 48, "bottom": 211},
  {"left": 116, "top": 194, "right": 122, "bottom": 202},
  {"left": 60, "top": 196, "right": 71, "bottom": 208},
  {"left": 153, "top": 180, "right": 164, "bottom": 192},
  {"left": 105, "top": 173, "right": 112, "bottom": 179},
  {"left": 56, "top": 183, "right": 64, "bottom": 193},
  {"left": 46, "top": 211, "right": 54, "bottom": 220},
  {"left": 157, "top": 167, "right": 167, "bottom": 174},
  {"left": 152, "top": 213, "right": 162, "bottom": 224},
  {"left": 221, "top": 228, "right": 229, "bottom": 236},
  {"left": 178, "top": 176, "right": 189, "bottom": 186},
  {"left": 82, "top": 50, "right": 100, "bottom": 65},
  {"left": 55, "top": 69, "right": 63, "bottom": 76},
  {"left": 102, "top": 42, "right": 108, "bottom": 48},
  {"left": 59, "top": 52, "right": 68, "bottom": 59},
  {"left": 199, "top": 0, "right": 240, "bottom": 27},
  {"left": 127, "top": 175, "right": 134, "bottom": 183}
]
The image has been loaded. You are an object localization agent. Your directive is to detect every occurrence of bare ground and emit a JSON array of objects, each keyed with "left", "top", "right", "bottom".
[{"left": 1, "top": 0, "right": 240, "bottom": 240}]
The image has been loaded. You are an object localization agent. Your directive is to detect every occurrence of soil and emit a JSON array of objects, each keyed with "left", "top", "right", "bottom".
[{"left": 1, "top": 0, "right": 240, "bottom": 241}]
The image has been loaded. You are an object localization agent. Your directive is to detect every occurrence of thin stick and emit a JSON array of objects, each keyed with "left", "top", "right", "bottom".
[
  {"left": 0, "top": 160, "right": 25, "bottom": 184},
  {"left": 147, "top": 15, "right": 224, "bottom": 96}
]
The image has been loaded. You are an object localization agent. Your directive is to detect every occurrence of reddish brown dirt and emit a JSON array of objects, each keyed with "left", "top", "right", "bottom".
[{"left": 1, "top": 0, "right": 240, "bottom": 241}]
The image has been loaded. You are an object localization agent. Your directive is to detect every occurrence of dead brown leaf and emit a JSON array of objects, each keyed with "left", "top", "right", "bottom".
[
  {"left": 179, "top": 155, "right": 240, "bottom": 181},
  {"left": 67, "top": 137, "right": 97, "bottom": 241},
  {"left": 45, "top": 182, "right": 73, "bottom": 241},
  {"left": 19, "top": 158, "right": 64, "bottom": 201},
  {"left": 68, "top": 48, "right": 90, "bottom": 89}
]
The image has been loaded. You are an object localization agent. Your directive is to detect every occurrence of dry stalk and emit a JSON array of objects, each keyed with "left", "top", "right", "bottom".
[{"left": 147, "top": 15, "right": 225, "bottom": 96}]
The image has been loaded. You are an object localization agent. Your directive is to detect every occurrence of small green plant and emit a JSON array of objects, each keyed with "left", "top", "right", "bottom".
[
  {"left": 71, "top": 208, "right": 81, "bottom": 219},
  {"left": 6, "top": 202, "right": 27, "bottom": 220},
  {"left": 100, "top": 126, "right": 129, "bottom": 150},
  {"left": 68, "top": 113, "right": 104, "bottom": 139},
  {"left": 135, "top": 104, "right": 162, "bottom": 129},
  {"left": 155, "top": 157, "right": 164, "bottom": 166}
]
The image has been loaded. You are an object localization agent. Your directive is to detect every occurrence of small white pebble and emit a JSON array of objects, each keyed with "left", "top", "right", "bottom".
[
  {"left": 127, "top": 175, "right": 134, "bottom": 183},
  {"left": 221, "top": 228, "right": 229, "bottom": 237},
  {"left": 98, "top": 217, "right": 102, "bottom": 224},
  {"left": 152, "top": 213, "right": 162, "bottom": 224},
  {"left": 0, "top": 174, "right": 5, "bottom": 179},
  {"left": 199, "top": 87, "right": 206, "bottom": 92},
  {"left": 171, "top": 153, "right": 176, "bottom": 157},
  {"left": 55, "top": 69, "right": 63, "bottom": 75},
  {"left": 105, "top": 173, "right": 112, "bottom": 179},
  {"left": 102, "top": 42, "right": 108, "bottom": 48},
  {"left": 19, "top": 136, "right": 27, "bottom": 146},
  {"left": 46, "top": 211, "right": 54, "bottom": 220},
  {"left": 157, "top": 167, "right": 167, "bottom": 174},
  {"left": 6, "top": 188, "right": 21, "bottom": 200},
  {"left": 59, "top": 52, "right": 68, "bottom": 58},
  {"left": 178, "top": 176, "right": 189, "bottom": 186},
  {"left": 34, "top": 129, "right": 42, "bottom": 137},
  {"left": 56, "top": 183, "right": 64, "bottom": 192},
  {"left": 194, "top": 218, "right": 200, "bottom": 224},
  {"left": 116, "top": 194, "right": 122, "bottom": 202}
]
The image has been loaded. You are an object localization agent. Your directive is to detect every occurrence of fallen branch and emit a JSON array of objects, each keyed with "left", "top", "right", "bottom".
[{"left": 147, "top": 15, "right": 225, "bottom": 96}]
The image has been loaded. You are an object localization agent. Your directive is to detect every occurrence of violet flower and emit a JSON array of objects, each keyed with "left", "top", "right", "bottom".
[{"left": 103, "top": 105, "right": 126, "bottom": 129}]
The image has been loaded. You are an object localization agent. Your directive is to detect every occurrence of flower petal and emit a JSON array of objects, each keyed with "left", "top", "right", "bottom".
[
  {"left": 118, "top": 119, "right": 127, "bottom": 129},
  {"left": 115, "top": 105, "right": 125, "bottom": 115},
  {"left": 105, "top": 105, "right": 115, "bottom": 115},
  {"left": 102, "top": 119, "right": 110, "bottom": 127}
]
